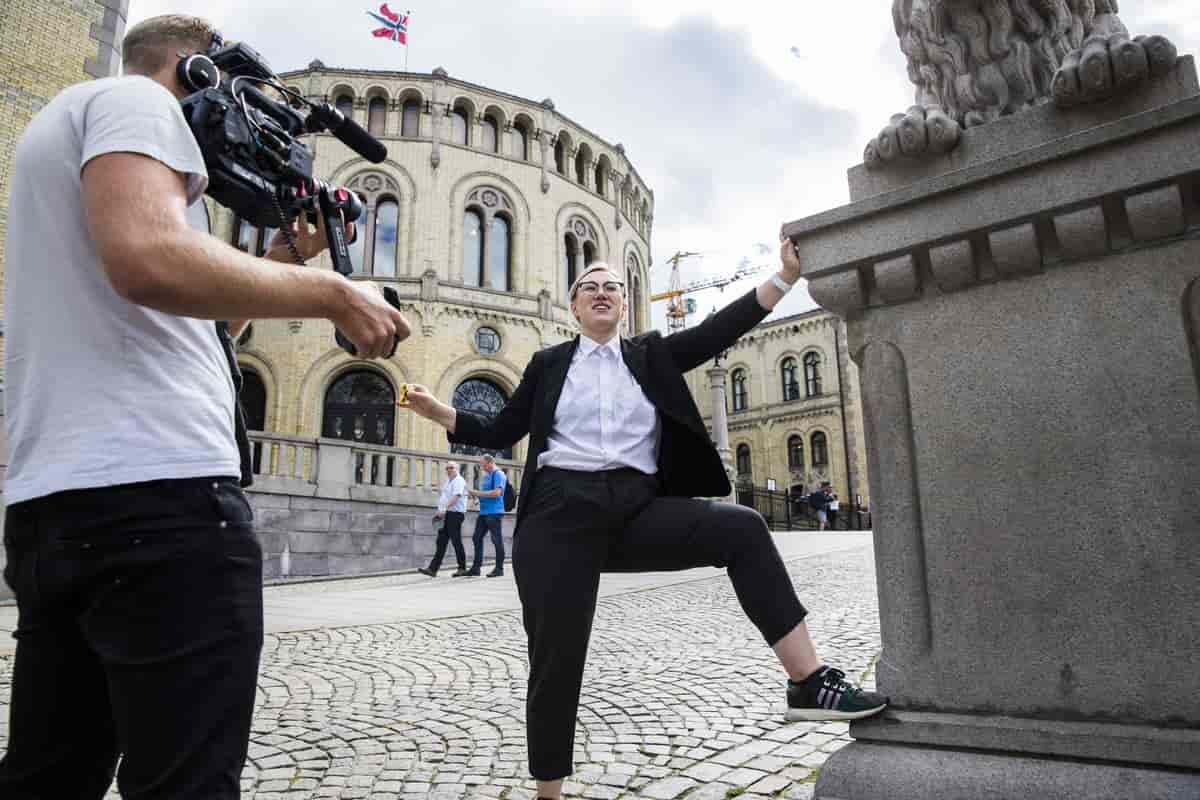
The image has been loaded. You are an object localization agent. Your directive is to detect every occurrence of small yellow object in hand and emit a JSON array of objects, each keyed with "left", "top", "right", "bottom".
[{"left": 398, "top": 383, "right": 409, "bottom": 405}]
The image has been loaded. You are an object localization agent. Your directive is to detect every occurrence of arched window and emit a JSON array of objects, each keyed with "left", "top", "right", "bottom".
[
  {"left": 347, "top": 218, "right": 366, "bottom": 273},
  {"left": 463, "top": 209, "right": 484, "bottom": 287},
  {"left": 240, "top": 367, "right": 268, "bottom": 474},
  {"left": 450, "top": 107, "right": 469, "bottom": 145},
  {"left": 736, "top": 444, "right": 752, "bottom": 477},
  {"left": 451, "top": 378, "right": 513, "bottom": 460},
  {"left": 488, "top": 215, "right": 510, "bottom": 291},
  {"left": 373, "top": 198, "right": 399, "bottom": 278},
  {"left": 731, "top": 369, "right": 748, "bottom": 412},
  {"left": 240, "top": 369, "right": 267, "bottom": 432},
  {"left": 232, "top": 219, "right": 277, "bottom": 257},
  {"left": 512, "top": 122, "right": 530, "bottom": 160},
  {"left": 335, "top": 93, "right": 354, "bottom": 119},
  {"left": 481, "top": 115, "right": 499, "bottom": 153},
  {"left": 322, "top": 370, "right": 396, "bottom": 446},
  {"left": 554, "top": 138, "right": 565, "bottom": 173},
  {"left": 342, "top": 171, "right": 406, "bottom": 275},
  {"left": 462, "top": 187, "right": 516, "bottom": 291},
  {"left": 562, "top": 217, "right": 599, "bottom": 300},
  {"left": 401, "top": 99, "right": 421, "bottom": 137},
  {"left": 804, "top": 352, "right": 822, "bottom": 397},
  {"left": 595, "top": 156, "right": 610, "bottom": 196},
  {"left": 367, "top": 97, "right": 387, "bottom": 136},
  {"left": 575, "top": 148, "right": 587, "bottom": 183},
  {"left": 563, "top": 232, "right": 578, "bottom": 291},
  {"left": 787, "top": 435, "right": 804, "bottom": 470},
  {"left": 781, "top": 357, "right": 800, "bottom": 401},
  {"left": 234, "top": 218, "right": 258, "bottom": 253},
  {"left": 811, "top": 432, "right": 829, "bottom": 467},
  {"left": 625, "top": 253, "right": 644, "bottom": 335}
]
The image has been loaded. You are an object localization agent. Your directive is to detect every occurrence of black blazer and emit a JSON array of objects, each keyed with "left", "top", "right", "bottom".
[{"left": 449, "top": 288, "right": 770, "bottom": 525}]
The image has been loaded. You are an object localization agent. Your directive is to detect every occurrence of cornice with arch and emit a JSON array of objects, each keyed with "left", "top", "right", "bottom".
[
  {"left": 432, "top": 352, "right": 525, "bottom": 400},
  {"left": 435, "top": 304, "right": 542, "bottom": 333}
]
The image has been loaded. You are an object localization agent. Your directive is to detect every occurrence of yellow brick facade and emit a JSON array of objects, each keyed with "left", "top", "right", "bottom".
[
  {"left": 0, "top": 0, "right": 127, "bottom": 366},
  {"left": 684, "top": 310, "right": 872, "bottom": 509},
  {"left": 217, "top": 66, "right": 654, "bottom": 461}
]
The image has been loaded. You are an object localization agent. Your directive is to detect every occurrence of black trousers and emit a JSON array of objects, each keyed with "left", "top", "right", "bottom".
[
  {"left": 428, "top": 510, "right": 466, "bottom": 572},
  {"left": 514, "top": 467, "right": 807, "bottom": 781},
  {"left": 470, "top": 513, "right": 505, "bottom": 572},
  {"left": 0, "top": 477, "right": 264, "bottom": 800}
]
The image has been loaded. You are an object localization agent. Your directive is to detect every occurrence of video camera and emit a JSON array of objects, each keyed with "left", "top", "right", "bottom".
[{"left": 178, "top": 32, "right": 400, "bottom": 356}]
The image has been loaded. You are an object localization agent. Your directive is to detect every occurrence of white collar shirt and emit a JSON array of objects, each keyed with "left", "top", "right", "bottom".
[
  {"left": 438, "top": 472, "right": 467, "bottom": 513},
  {"left": 538, "top": 334, "right": 660, "bottom": 474}
]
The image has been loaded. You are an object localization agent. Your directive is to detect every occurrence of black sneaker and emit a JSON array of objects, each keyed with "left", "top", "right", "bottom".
[
  {"left": 451, "top": 568, "right": 469, "bottom": 577},
  {"left": 417, "top": 567, "right": 436, "bottom": 578},
  {"left": 486, "top": 568, "right": 504, "bottom": 577},
  {"left": 785, "top": 666, "right": 888, "bottom": 722}
]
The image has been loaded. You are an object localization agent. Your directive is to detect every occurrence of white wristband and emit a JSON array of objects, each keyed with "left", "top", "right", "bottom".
[{"left": 770, "top": 273, "right": 796, "bottom": 294}]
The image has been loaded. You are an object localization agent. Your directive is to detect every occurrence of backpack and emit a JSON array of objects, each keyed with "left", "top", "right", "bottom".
[{"left": 503, "top": 476, "right": 517, "bottom": 512}]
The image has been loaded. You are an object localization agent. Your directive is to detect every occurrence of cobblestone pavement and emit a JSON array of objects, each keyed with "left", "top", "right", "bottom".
[{"left": 0, "top": 542, "right": 881, "bottom": 800}]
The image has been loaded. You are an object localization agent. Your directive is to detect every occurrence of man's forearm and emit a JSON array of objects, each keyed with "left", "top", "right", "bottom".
[{"left": 114, "top": 225, "right": 349, "bottom": 322}]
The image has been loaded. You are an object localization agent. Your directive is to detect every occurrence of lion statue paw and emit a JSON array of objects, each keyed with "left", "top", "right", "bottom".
[
  {"left": 1053, "top": 32, "right": 1177, "bottom": 108},
  {"left": 864, "top": 105, "right": 963, "bottom": 170}
]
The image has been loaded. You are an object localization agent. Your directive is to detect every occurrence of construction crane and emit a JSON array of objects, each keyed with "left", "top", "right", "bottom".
[{"left": 650, "top": 251, "right": 765, "bottom": 332}]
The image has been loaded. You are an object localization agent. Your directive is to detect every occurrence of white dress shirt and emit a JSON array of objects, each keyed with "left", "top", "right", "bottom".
[
  {"left": 538, "top": 334, "right": 660, "bottom": 474},
  {"left": 437, "top": 473, "right": 467, "bottom": 513}
]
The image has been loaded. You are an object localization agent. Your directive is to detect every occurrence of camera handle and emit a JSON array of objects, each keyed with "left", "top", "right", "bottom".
[{"left": 317, "top": 185, "right": 403, "bottom": 358}]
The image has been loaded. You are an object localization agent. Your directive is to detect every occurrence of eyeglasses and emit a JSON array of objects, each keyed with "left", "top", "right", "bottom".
[{"left": 576, "top": 281, "right": 625, "bottom": 297}]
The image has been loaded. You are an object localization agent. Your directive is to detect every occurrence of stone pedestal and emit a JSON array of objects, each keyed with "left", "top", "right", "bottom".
[{"left": 785, "top": 58, "right": 1200, "bottom": 799}]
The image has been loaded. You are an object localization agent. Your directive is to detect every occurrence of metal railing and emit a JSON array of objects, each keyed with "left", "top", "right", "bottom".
[{"left": 735, "top": 486, "right": 871, "bottom": 531}]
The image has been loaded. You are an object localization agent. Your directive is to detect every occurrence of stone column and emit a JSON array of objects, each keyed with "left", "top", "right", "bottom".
[
  {"left": 787, "top": 58, "right": 1200, "bottom": 799},
  {"left": 707, "top": 363, "right": 735, "bottom": 500},
  {"left": 430, "top": 67, "right": 447, "bottom": 169},
  {"left": 538, "top": 99, "right": 554, "bottom": 194}
]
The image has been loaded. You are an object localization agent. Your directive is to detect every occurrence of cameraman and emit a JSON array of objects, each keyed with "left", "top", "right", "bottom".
[{"left": 0, "top": 14, "right": 409, "bottom": 800}]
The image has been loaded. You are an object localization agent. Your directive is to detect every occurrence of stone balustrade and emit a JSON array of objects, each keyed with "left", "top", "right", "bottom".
[{"left": 248, "top": 431, "right": 525, "bottom": 506}]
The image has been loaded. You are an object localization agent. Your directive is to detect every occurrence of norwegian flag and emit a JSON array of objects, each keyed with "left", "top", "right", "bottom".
[{"left": 367, "top": 4, "right": 408, "bottom": 45}]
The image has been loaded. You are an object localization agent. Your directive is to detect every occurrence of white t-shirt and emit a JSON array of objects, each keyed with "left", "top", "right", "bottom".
[
  {"left": 2, "top": 76, "right": 239, "bottom": 504},
  {"left": 437, "top": 473, "right": 467, "bottom": 514}
]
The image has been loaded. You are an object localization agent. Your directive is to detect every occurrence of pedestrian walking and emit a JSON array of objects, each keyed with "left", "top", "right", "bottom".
[
  {"left": 419, "top": 463, "right": 469, "bottom": 577},
  {"left": 465, "top": 454, "right": 507, "bottom": 577}
]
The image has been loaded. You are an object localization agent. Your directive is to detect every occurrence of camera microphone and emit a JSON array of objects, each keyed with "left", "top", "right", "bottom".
[{"left": 308, "top": 104, "right": 388, "bottom": 164}]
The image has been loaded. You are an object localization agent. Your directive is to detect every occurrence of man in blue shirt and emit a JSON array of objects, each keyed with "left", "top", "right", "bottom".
[{"left": 466, "top": 453, "right": 507, "bottom": 576}]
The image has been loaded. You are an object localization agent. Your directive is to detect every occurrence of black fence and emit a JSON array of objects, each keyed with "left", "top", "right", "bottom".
[{"left": 735, "top": 488, "right": 871, "bottom": 531}]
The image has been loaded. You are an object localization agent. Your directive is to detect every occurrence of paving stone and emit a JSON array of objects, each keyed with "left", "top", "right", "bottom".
[{"left": 4, "top": 546, "right": 880, "bottom": 800}]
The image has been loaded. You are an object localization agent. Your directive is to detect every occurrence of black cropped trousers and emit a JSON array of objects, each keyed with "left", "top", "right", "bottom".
[{"left": 514, "top": 467, "right": 807, "bottom": 781}]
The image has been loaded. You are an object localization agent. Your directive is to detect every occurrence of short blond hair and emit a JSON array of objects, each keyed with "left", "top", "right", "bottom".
[
  {"left": 122, "top": 14, "right": 217, "bottom": 76},
  {"left": 568, "top": 262, "right": 624, "bottom": 300}
]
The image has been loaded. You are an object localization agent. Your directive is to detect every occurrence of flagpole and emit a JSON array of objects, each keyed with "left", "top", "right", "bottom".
[{"left": 404, "top": 10, "right": 411, "bottom": 72}]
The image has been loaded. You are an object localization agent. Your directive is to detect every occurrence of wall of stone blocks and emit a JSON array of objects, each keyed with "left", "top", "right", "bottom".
[{"left": 248, "top": 490, "right": 515, "bottom": 580}]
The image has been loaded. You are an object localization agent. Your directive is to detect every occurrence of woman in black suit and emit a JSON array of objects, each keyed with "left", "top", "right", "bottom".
[{"left": 403, "top": 235, "right": 885, "bottom": 798}]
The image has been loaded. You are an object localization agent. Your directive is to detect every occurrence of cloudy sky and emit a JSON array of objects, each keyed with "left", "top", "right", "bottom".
[{"left": 127, "top": 0, "right": 1200, "bottom": 327}]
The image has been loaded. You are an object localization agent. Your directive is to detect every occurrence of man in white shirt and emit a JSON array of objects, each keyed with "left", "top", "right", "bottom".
[
  {"left": 419, "top": 462, "right": 469, "bottom": 577},
  {"left": 0, "top": 15, "right": 409, "bottom": 800},
  {"left": 403, "top": 242, "right": 886, "bottom": 798}
]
